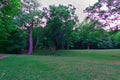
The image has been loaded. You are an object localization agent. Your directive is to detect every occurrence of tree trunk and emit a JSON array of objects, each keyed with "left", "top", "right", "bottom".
[
  {"left": 28, "top": 27, "right": 33, "bottom": 54},
  {"left": 62, "top": 44, "right": 64, "bottom": 50},
  {"left": 87, "top": 43, "right": 90, "bottom": 49},
  {"left": 67, "top": 45, "right": 70, "bottom": 50},
  {"left": 53, "top": 41, "right": 57, "bottom": 54},
  {"left": 34, "top": 37, "right": 39, "bottom": 51},
  {"left": 53, "top": 45, "right": 57, "bottom": 54}
]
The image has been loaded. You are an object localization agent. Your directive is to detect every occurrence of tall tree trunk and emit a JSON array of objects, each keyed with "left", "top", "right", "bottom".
[{"left": 28, "top": 27, "right": 33, "bottom": 54}]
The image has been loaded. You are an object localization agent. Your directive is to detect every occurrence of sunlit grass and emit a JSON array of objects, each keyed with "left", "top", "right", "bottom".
[{"left": 0, "top": 50, "right": 120, "bottom": 80}]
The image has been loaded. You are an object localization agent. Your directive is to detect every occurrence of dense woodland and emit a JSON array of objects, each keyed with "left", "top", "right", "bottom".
[{"left": 0, "top": 0, "right": 120, "bottom": 54}]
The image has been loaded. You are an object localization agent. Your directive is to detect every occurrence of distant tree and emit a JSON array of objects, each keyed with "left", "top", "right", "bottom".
[
  {"left": 113, "top": 32, "right": 120, "bottom": 48},
  {"left": 78, "top": 17, "right": 102, "bottom": 49},
  {"left": 33, "top": 27, "right": 45, "bottom": 50},
  {"left": 78, "top": 17, "right": 113, "bottom": 49},
  {"left": 43, "top": 4, "right": 79, "bottom": 52},
  {"left": 85, "top": 0, "right": 120, "bottom": 31},
  {"left": 16, "top": 0, "right": 44, "bottom": 54}
]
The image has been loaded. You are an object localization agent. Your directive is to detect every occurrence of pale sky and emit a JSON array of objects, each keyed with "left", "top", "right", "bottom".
[{"left": 41, "top": 0, "right": 98, "bottom": 22}]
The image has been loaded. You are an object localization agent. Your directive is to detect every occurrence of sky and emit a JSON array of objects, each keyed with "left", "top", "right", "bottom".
[{"left": 41, "top": 0, "right": 98, "bottom": 22}]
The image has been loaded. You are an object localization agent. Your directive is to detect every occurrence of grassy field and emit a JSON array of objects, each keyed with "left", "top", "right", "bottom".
[{"left": 0, "top": 50, "right": 120, "bottom": 80}]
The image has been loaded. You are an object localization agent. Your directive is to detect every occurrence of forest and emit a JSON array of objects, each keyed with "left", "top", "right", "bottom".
[{"left": 0, "top": 0, "right": 120, "bottom": 54}]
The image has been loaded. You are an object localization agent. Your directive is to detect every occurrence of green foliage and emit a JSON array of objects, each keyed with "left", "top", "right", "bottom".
[
  {"left": 112, "top": 32, "right": 120, "bottom": 48},
  {"left": 114, "top": 32, "right": 120, "bottom": 44},
  {"left": 16, "top": 0, "right": 43, "bottom": 27},
  {"left": 1, "top": 0, "right": 120, "bottom": 54},
  {"left": 77, "top": 17, "right": 114, "bottom": 49},
  {"left": 0, "top": 0, "right": 21, "bottom": 16},
  {"left": 0, "top": 30, "right": 23, "bottom": 54},
  {"left": 0, "top": 0, "right": 21, "bottom": 38},
  {"left": 15, "top": 0, "right": 44, "bottom": 54},
  {"left": 43, "top": 4, "right": 79, "bottom": 50},
  {"left": 0, "top": 0, "right": 22, "bottom": 54},
  {"left": 33, "top": 27, "right": 45, "bottom": 49}
]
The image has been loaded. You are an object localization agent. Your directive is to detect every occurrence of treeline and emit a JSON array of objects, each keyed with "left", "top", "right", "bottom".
[
  {"left": 21, "top": 18, "right": 120, "bottom": 50},
  {"left": 0, "top": 0, "right": 120, "bottom": 54}
]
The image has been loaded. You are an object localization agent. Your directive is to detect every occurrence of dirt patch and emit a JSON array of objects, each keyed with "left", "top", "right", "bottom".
[
  {"left": 0, "top": 56, "right": 7, "bottom": 59},
  {"left": 112, "top": 55, "right": 120, "bottom": 58}
]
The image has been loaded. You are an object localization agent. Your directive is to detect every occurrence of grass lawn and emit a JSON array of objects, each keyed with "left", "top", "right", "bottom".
[{"left": 0, "top": 50, "right": 120, "bottom": 80}]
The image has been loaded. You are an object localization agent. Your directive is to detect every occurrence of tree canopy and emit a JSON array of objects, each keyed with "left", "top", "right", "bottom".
[
  {"left": 1, "top": 0, "right": 120, "bottom": 54},
  {"left": 42, "top": 4, "right": 79, "bottom": 52},
  {"left": 16, "top": 0, "right": 44, "bottom": 54},
  {"left": 0, "top": 0, "right": 22, "bottom": 53},
  {"left": 85, "top": 0, "right": 120, "bottom": 31}
]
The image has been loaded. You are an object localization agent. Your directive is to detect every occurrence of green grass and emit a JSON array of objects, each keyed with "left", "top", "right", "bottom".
[{"left": 0, "top": 50, "right": 120, "bottom": 80}]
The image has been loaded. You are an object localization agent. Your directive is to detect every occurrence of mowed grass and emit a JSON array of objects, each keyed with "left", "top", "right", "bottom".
[{"left": 0, "top": 50, "right": 120, "bottom": 80}]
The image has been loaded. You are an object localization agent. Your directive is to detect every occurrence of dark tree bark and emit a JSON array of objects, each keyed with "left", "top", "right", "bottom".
[
  {"left": 67, "top": 45, "right": 70, "bottom": 50},
  {"left": 24, "top": 22, "right": 34, "bottom": 54},
  {"left": 28, "top": 27, "right": 33, "bottom": 54},
  {"left": 52, "top": 40, "right": 57, "bottom": 54},
  {"left": 34, "top": 37, "right": 39, "bottom": 51},
  {"left": 62, "top": 44, "right": 65, "bottom": 50},
  {"left": 87, "top": 43, "right": 90, "bottom": 49}
]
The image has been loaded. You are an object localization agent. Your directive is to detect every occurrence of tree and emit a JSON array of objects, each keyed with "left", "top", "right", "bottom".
[
  {"left": 16, "top": 0, "right": 44, "bottom": 54},
  {"left": 33, "top": 27, "right": 45, "bottom": 50},
  {"left": 85, "top": 0, "right": 120, "bottom": 31},
  {"left": 113, "top": 32, "right": 120, "bottom": 48},
  {"left": 77, "top": 17, "right": 113, "bottom": 49},
  {"left": 78, "top": 17, "right": 102, "bottom": 49},
  {"left": 43, "top": 4, "right": 79, "bottom": 52},
  {"left": 0, "top": 0, "right": 21, "bottom": 38},
  {"left": 0, "top": 0, "right": 22, "bottom": 53}
]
